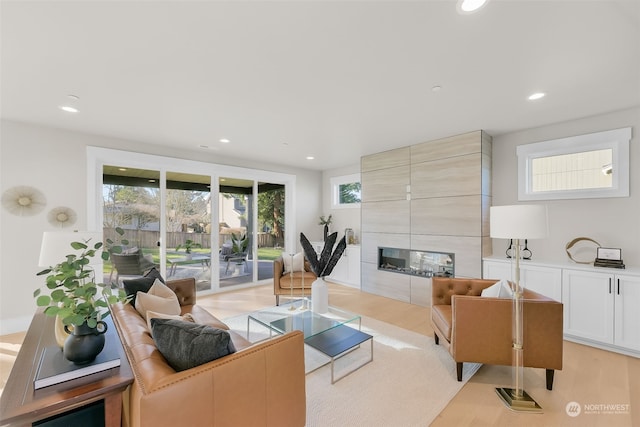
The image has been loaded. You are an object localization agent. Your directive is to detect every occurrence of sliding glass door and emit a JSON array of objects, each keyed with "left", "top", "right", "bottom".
[
  {"left": 90, "top": 147, "right": 296, "bottom": 295},
  {"left": 165, "top": 172, "right": 212, "bottom": 291}
]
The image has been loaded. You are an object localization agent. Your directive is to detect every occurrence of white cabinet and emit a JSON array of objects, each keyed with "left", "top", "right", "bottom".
[
  {"left": 483, "top": 259, "right": 562, "bottom": 301},
  {"left": 327, "top": 246, "right": 361, "bottom": 289},
  {"left": 562, "top": 269, "right": 615, "bottom": 343},
  {"left": 484, "top": 257, "right": 640, "bottom": 357},
  {"left": 563, "top": 269, "right": 640, "bottom": 353}
]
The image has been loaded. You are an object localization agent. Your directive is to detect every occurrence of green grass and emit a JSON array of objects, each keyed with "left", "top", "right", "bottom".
[
  {"left": 104, "top": 246, "right": 281, "bottom": 273},
  {"left": 258, "top": 247, "right": 285, "bottom": 261}
]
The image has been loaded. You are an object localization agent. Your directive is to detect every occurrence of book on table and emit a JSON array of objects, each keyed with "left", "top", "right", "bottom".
[{"left": 34, "top": 339, "right": 121, "bottom": 390}]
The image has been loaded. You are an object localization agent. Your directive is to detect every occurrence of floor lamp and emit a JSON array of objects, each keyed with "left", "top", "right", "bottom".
[{"left": 490, "top": 205, "right": 548, "bottom": 413}]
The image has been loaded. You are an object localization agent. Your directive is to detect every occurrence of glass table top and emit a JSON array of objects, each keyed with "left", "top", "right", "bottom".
[{"left": 247, "top": 300, "right": 361, "bottom": 340}]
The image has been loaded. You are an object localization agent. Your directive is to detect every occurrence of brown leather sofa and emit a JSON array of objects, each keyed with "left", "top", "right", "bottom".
[
  {"left": 273, "top": 256, "right": 316, "bottom": 305},
  {"left": 430, "top": 277, "right": 563, "bottom": 390},
  {"left": 110, "top": 278, "right": 306, "bottom": 427}
]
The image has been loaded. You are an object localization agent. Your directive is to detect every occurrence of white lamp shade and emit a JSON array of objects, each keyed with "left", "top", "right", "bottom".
[
  {"left": 490, "top": 205, "right": 548, "bottom": 239},
  {"left": 39, "top": 231, "right": 103, "bottom": 267}
]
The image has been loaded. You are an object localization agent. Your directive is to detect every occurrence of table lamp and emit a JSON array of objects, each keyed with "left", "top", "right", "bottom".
[{"left": 490, "top": 204, "right": 548, "bottom": 413}]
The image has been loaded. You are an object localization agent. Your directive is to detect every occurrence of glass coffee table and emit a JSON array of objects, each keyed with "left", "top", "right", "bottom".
[{"left": 247, "top": 300, "right": 373, "bottom": 383}]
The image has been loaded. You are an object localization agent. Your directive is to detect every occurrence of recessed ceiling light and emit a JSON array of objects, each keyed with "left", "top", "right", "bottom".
[
  {"left": 219, "top": 138, "right": 230, "bottom": 144},
  {"left": 431, "top": 85, "right": 442, "bottom": 92},
  {"left": 528, "top": 92, "right": 546, "bottom": 101},
  {"left": 306, "top": 156, "right": 315, "bottom": 160},
  {"left": 118, "top": 168, "right": 127, "bottom": 171},
  {"left": 148, "top": 179, "right": 156, "bottom": 183},
  {"left": 59, "top": 105, "right": 79, "bottom": 113},
  {"left": 199, "top": 145, "right": 209, "bottom": 149},
  {"left": 457, "top": 0, "right": 488, "bottom": 14}
]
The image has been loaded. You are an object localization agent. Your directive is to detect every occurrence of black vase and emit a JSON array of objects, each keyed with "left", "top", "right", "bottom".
[
  {"left": 323, "top": 225, "right": 329, "bottom": 241},
  {"left": 63, "top": 321, "right": 107, "bottom": 365}
]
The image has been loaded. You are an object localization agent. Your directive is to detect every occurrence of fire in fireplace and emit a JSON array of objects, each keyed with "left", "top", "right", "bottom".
[{"left": 378, "top": 247, "right": 454, "bottom": 278}]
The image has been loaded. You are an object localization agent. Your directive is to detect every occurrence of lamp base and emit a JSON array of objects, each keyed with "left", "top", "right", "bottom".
[{"left": 495, "top": 387, "right": 543, "bottom": 413}]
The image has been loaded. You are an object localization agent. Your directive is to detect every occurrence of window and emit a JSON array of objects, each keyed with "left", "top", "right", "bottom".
[
  {"left": 331, "top": 173, "right": 361, "bottom": 209},
  {"left": 517, "top": 127, "right": 631, "bottom": 200}
]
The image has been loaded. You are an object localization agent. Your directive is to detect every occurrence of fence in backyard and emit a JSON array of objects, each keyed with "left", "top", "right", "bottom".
[{"left": 103, "top": 228, "right": 276, "bottom": 250}]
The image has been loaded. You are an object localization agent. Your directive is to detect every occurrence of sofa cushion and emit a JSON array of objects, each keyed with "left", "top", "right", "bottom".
[
  {"left": 283, "top": 252, "right": 304, "bottom": 274},
  {"left": 144, "top": 267, "right": 165, "bottom": 283},
  {"left": 150, "top": 318, "right": 237, "bottom": 371},
  {"left": 135, "top": 280, "right": 181, "bottom": 318},
  {"left": 123, "top": 277, "right": 155, "bottom": 305}
]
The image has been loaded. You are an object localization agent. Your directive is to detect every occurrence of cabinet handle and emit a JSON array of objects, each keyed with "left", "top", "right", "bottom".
[
  {"left": 617, "top": 278, "right": 620, "bottom": 295},
  {"left": 609, "top": 278, "right": 612, "bottom": 294}
]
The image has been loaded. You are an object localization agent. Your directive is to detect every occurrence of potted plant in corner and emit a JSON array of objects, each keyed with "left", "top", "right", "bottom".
[
  {"left": 34, "top": 228, "right": 129, "bottom": 365},
  {"left": 319, "top": 215, "right": 332, "bottom": 241},
  {"left": 176, "top": 239, "right": 202, "bottom": 260},
  {"left": 300, "top": 231, "right": 346, "bottom": 313}
]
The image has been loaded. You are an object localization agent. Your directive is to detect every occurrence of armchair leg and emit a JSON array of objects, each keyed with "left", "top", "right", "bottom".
[
  {"left": 456, "top": 363, "right": 463, "bottom": 382},
  {"left": 434, "top": 334, "right": 439, "bottom": 345},
  {"left": 276, "top": 295, "right": 280, "bottom": 306},
  {"left": 546, "top": 369, "right": 554, "bottom": 390}
]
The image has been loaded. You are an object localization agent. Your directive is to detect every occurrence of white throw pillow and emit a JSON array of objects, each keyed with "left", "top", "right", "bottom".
[
  {"left": 498, "top": 280, "right": 514, "bottom": 298},
  {"left": 481, "top": 281, "right": 502, "bottom": 297},
  {"left": 135, "top": 279, "right": 181, "bottom": 318},
  {"left": 481, "top": 279, "right": 513, "bottom": 298},
  {"left": 283, "top": 252, "right": 304, "bottom": 274}
]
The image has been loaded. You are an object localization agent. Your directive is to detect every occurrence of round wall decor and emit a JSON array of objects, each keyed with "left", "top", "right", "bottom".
[
  {"left": 47, "top": 206, "right": 78, "bottom": 228},
  {"left": 1, "top": 186, "right": 46, "bottom": 216}
]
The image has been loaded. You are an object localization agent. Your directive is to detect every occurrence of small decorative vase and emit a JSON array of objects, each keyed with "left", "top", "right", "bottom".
[
  {"left": 323, "top": 225, "right": 329, "bottom": 241},
  {"left": 186, "top": 252, "right": 193, "bottom": 261},
  {"left": 63, "top": 321, "right": 107, "bottom": 365},
  {"left": 311, "top": 277, "right": 329, "bottom": 313},
  {"left": 54, "top": 315, "right": 70, "bottom": 348}
]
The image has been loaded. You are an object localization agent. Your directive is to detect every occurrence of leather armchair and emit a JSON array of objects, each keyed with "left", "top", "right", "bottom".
[
  {"left": 430, "top": 277, "right": 563, "bottom": 390},
  {"left": 273, "top": 256, "right": 316, "bottom": 305}
]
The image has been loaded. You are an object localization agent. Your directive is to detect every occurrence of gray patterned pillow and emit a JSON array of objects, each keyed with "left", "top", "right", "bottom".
[{"left": 150, "top": 318, "right": 236, "bottom": 371}]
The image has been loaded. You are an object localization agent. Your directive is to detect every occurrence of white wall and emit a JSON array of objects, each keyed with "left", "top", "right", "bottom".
[
  {"left": 0, "top": 120, "right": 322, "bottom": 334},
  {"left": 322, "top": 164, "right": 361, "bottom": 243},
  {"left": 491, "top": 107, "right": 640, "bottom": 266}
]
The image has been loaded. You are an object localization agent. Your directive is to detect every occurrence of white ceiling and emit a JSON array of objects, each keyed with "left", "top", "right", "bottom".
[{"left": 2, "top": 1, "right": 639, "bottom": 171}]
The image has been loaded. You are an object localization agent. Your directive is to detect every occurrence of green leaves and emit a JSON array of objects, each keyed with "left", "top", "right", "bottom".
[{"left": 34, "top": 233, "right": 130, "bottom": 327}]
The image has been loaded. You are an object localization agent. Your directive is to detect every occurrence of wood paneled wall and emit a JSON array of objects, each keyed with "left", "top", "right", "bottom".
[{"left": 360, "top": 130, "right": 492, "bottom": 306}]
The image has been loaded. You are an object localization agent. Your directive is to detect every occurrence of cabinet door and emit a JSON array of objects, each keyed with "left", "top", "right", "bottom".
[
  {"left": 521, "top": 265, "right": 562, "bottom": 302},
  {"left": 562, "top": 269, "right": 614, "bottom": 343},
  {"left": 614, "top": 275, "right": 640, "bottom": 352},
  {"left": 483, "top": 260, "right": 512, "bottom": 281}
]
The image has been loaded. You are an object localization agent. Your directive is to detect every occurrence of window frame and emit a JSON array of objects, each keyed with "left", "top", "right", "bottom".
[
  {"left": 517, "top": 127, "right": 631, "bottom": 201},
  {"left": 330, "top": 173, "right": 361, "bottom": 209}
]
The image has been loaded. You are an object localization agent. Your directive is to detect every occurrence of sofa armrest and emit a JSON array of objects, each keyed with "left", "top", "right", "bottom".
[
  {"left": 451, "top": 295, "right": 563, "bottom": 369},
  {"left": 134, "top": 331, "right": 306, "bottom": 427}
]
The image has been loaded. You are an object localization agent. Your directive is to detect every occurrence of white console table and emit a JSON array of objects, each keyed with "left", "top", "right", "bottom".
[{"left": 483, "top": 256, "right": 640, "bottom": 358}]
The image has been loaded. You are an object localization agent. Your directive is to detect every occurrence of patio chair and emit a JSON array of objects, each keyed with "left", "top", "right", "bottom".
[{"left": 109, "top": 249, "right": 157, "bottom": 283}]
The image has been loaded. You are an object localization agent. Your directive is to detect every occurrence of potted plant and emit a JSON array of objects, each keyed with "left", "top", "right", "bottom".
[
  {"left": 231, "top": 232, "right": 249, "bottom": 255},
  {"left": 176, "top": 239, "right": 202, "bottom": 260},
  {"left": 34, "top": 228, "right": 129, "bottom": 364},
  {"left": 300, "top": 231, "right": 346, "bottom": 313},
  {"left": 319, "top": 215, "right": 332, "bottom": 241}
]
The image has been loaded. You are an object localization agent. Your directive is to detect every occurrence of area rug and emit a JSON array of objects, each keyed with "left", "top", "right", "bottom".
[{"left": 223, "top": 311, "right": 480, "bottom": 427}]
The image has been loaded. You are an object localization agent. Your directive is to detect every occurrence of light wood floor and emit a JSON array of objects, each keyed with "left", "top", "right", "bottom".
[{"left": 2, "top": 282, "right": 638, "bottom": 426}]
